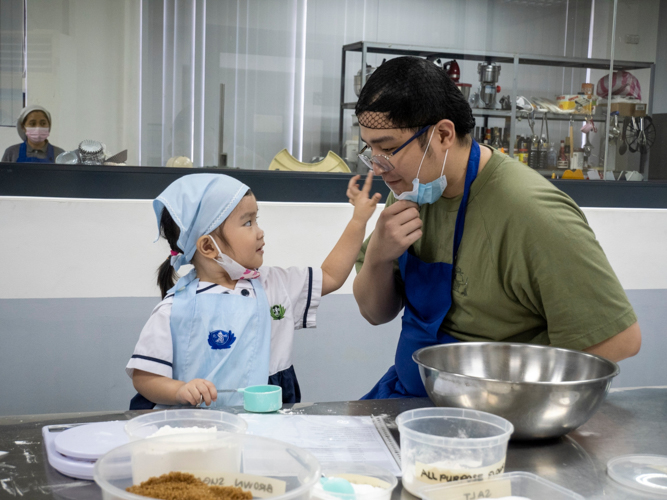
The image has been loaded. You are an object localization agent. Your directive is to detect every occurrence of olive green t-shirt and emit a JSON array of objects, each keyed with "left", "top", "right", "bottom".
[{"left": 356, "top": 147, "right": 636, "bottom": 350}]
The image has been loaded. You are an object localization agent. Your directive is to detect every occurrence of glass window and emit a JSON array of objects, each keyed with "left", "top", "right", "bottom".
[
  {"left": 2, "top": 0, "right": 662, "bottom": 180},
  {"left": 0, "top": 0, "right": 24, "bottom": 127}
]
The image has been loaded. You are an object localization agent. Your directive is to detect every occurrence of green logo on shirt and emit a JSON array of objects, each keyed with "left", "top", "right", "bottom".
[
  {"left": 453, "top": 266, "right": 468, "bottom": 296},
  {"left": 270, "top": 304, "right": 286, "bottom": 320}
]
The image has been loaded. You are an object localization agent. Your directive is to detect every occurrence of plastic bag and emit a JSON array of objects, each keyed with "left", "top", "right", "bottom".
[{"left": 596, "top": 71, "right": 641, "bottom": 100}]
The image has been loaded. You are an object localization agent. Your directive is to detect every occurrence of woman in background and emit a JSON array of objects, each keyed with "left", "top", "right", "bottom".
[{"left": 1, "top": 105, "right": 64, "bottom": 163}]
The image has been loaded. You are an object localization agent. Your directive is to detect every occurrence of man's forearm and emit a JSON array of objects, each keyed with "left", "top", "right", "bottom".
[{"left": 353, "top": 255, "right": 403, "bottom": 325}]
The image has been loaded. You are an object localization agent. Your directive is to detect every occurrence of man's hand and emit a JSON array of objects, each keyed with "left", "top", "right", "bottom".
[
  {"left": 353, "top": 200, "right": 420, "bottom": 325},
  {"left": 366, "top": 200, "right": 422, "bottom": 265}
]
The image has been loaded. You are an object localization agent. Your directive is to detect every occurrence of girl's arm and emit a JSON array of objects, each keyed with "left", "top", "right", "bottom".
[
  {"left": 133, "top": 369, "right": 218, "bottom": 406},
  {"left": 321, "top": 172, "right": 381, "bottom": 296}
]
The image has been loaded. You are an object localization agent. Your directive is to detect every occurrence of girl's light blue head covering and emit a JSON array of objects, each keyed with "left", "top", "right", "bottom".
[{"left": 153, "top": 174, "right": 250, "bottom": 271}]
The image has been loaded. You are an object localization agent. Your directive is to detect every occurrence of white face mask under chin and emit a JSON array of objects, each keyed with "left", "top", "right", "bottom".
[
  {"left": 391, "top": 127, "right": 449, "bottom": 206},
  {"left": 209, "top": 236, "right": 260, "bottom": 280}
]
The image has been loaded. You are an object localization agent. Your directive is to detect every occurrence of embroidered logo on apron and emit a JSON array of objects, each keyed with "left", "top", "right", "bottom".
[
  {"left": 208, "top": 330, "right": 237, "bottom": 349},
  {"left": 270, "top": 305, "right": 286, "bottom": 320}
]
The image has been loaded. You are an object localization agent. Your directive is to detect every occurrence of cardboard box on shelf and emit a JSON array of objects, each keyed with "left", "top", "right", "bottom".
[{"left": 599, "top": 101, "right": 647, "bottom": 117}]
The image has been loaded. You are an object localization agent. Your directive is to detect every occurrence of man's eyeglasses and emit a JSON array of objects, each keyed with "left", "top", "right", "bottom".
[{"left": 357, "top": 125, "right": 432, "bottom": 173}]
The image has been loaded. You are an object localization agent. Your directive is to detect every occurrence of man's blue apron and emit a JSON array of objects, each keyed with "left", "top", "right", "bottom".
[
  {"left": 362, "top": 140, "right": 481, "bottom": 399},
  {"left": 16, "top": 141, "right": 55, "bottom": 163}
]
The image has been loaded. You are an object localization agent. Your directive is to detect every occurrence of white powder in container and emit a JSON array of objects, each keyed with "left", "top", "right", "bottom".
[
  {"left": 148, "top": 425, "right": 218, "bottom": 438},
  {"left": 312, "top": 480, "right": 391, "bottom": 500}
]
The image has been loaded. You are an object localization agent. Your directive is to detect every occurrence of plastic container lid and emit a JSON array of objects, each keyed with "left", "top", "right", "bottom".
[
  {"left": 607, "top": 454, "right": 667, "bottom": 495},
  {"left": 55, "top": 421, "right": 129, "bottom": 460},
  {"left": 421, "top": 471, "right": 584, "bottom": 499},
  {"left": 124, "top": 409, "right": 248, "bottom": 440},
  {"left": 396, "top": 407, "right": 514, "bottom": 448}
]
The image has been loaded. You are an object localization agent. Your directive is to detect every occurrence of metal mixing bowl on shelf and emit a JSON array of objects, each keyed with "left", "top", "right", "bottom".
[{"left": 413, "top": 342, "right": 619, "bottom": 440}]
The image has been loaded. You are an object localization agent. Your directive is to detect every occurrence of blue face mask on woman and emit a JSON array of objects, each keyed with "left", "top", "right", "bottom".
[{"left": 390, "top": 127, "right": 449, "bottom": 206}]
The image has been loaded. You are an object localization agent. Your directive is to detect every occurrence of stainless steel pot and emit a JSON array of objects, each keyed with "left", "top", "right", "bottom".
[
  {"left": 414, "top": 342, "right": 619, "bottom": 440},
  {"left": 456, "top": 83, "right": 472, "bottom": 101},
  {"left": 478, "top": 62, "right": 501, "bottom": 83}
]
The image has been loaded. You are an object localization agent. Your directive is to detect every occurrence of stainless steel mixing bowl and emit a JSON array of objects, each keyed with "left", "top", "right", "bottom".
[{"left": 413, "top": 343, "right": 619, "bottom": 440}]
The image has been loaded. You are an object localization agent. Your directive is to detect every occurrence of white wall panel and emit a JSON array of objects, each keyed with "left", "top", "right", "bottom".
[
  {"left": 0, "top": 197, "right": 381, "bottom": 299},
  {"left": 582, "top": 207, "right": 667, "bottom": 291},
  {"left": 1, "top": 196, "right": 666, "bottom": 300}
]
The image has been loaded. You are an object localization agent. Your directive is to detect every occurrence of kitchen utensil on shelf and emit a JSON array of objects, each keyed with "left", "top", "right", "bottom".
[
  {"left": 354, "top": 64, "right": 376, "bottom": 97},
  {"left": 581, "top": 118, "right": 596, "bottom": 164},
  {"left": 498, "top": 94, "right": 512, "bottom": 110},
  {"left": 620, "top": 117, "right": 630, "bottom": 155},
  {"left": 442, "top": 59, "right": 460, "bottom": 82},
  {"left": 569, "top": 116, "right": 575, "bottom": 163},
  {"left": 196, "top": 384, "right": 282, "bottom": 412},
  {"left": 105, "top": 149, "right": 128, "bottom": 164},
  {"left": 455, "top": 83, "right": 472, "bottom": 100},
  {"left": 413, "top": 342, "right": 619, "bottom": 439},
  {"left": 625, "top": 116, "right": 655, "bottom": 154},
  {"left": 427, "top": 57, "right": 461, "bottom": 83},
  {"left": 477, "top": 63, "right": 501, "bottom": 109},
  {"left": 584, "top": 134, "right": 594, "bottom": 163},
  {"left": 78, "top": 140, "right": 105, "bottom": 165}
]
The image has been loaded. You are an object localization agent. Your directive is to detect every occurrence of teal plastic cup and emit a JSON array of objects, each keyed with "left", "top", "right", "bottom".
[{"left": 238, "top": 385, "right": 282, "bottom": 413}]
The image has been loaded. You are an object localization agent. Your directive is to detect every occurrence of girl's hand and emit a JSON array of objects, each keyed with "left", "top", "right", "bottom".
[
  {"left": 347, "top": 171, "right": 382, "bottom": 224},
  {"left": 176, "top": 378, "right": 218, "bottom": 406}
]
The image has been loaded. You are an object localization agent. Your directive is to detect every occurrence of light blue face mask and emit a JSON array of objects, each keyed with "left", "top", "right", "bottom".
[{"left": 391, "top": 127, "right": 449, "bottom": 206}]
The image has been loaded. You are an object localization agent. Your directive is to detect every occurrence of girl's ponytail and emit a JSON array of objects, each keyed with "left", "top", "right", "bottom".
[
  {"left": 157, "top": 257, "right": 177, "bottom": 299},
  {"left": 156, "top": 209, "right": 182, "bottom": 299}
]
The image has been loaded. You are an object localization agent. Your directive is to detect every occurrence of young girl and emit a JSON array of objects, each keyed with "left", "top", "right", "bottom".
[{"left": 126, "top": 172, "right": 380, "bottom": 409}]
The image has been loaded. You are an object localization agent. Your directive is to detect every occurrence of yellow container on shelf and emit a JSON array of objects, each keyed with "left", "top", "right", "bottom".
[
  {"left": 562, "top": 169, "right": 585, "bottom": 180},
  {"left": 556, "top": 95, "right": 578, "bottom": 111}
]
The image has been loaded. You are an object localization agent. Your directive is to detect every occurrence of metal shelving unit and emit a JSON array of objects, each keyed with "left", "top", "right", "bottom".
[{"left": 339, "top": 41, "right": 655, "bottom": 176}]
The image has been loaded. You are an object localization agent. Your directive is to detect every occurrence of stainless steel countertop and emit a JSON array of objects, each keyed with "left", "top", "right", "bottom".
[{"left": 0, "top": 388, "right": 665, "bottom": 499}]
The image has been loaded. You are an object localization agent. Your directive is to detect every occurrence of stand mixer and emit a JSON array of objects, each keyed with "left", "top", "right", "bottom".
[{"left": 477, "top": 63, "right": 502, "bottom": 109}]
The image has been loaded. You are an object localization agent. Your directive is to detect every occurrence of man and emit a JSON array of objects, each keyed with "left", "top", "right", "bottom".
[{"left": 352, "top": 57, "right": 640, "bottom": 399}]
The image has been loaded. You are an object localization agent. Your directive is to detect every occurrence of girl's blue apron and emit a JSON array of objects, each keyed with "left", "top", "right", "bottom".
[
  {"left": 362, "top": 140, "right": 481, "bottom": 399},
  {"left": 16, "top": 141, "right": 55, "bottom": 163},
  {"left": 130, "top": 271, "right": 271, "bottom": 410},
  {"left": 170, "top": 273, "right": 271, "bottom": 407}
]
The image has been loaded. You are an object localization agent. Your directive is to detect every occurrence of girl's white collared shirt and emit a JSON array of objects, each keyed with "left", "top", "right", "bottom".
[{"left": 126, "top": 265, "right": 322, "bottom": 381}]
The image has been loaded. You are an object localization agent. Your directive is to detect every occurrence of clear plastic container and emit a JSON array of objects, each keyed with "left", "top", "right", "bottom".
[
  {"left": 396, "top": 408, "right": 513, "bottom": 497},
  {"left": 124, "top": 409, "right": 248, "bottom": 440},
  {"left": 312, "top": 462, "right": 398, "bottom": 500},
  {"left": 94, "top": 432, "right": 320, "bottom": 500},
  {"left": 607, "top": 454, "right": 667, "bottom": 495},
  {"left": 421, "top": 471, "right": 585, "bottom": 500}
]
